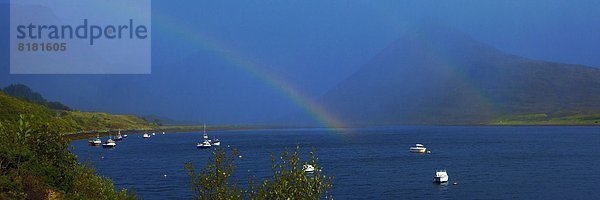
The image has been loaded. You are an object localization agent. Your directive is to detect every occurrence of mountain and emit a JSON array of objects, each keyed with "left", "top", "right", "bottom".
[
  {"left": 321, "top": 23, "right": 600, "bottom": 125},
  {"left": 2, "top": 84, "right": 71, "bottom": 111}
]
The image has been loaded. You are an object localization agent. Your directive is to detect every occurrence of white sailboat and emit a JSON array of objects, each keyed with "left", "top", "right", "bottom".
[
  {"left": 114, "top": 130, "right": 123, "bottom": 141},
  {"left": 197, "top": 124, "right": 211, "bottom": 149}
]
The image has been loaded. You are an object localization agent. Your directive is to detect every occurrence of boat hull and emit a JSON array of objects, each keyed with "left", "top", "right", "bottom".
[
  {"left": 196, "top": 145, "right": 211, "bottom": 149},
  {"left": 434, "top": 176, "right": 448, "bottom": 183},
  {"left": 89, "top": 141, "right": 102, "bottom": 146},
  {"left": 409, "top": 148, "right": 427, "bottom": 153}
]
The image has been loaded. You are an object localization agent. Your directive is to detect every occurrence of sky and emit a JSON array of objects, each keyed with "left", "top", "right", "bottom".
[{"left": 1, "top": 0, "right": 600, "bottom": 125}]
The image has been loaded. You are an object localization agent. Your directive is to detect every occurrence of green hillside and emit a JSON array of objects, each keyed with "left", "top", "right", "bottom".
[
  {"left": 59, "top": 111, "right": 154, "bottom": 133},
  {"left": 490, "top": 113, "right": 600, "bottom": 125},
  {"left": 0, "top": 90, "right": 154, "bottom": 133},
  {"left": 0, "top": 92, "right": 136, "bottom": 198},
  {"left": 0, "top": 91, "right": 54, "bottom": 122}
]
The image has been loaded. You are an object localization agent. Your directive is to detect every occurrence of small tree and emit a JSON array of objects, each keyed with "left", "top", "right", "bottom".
[
  {"left": 185, "top": 146, "right": 332, "bottom": 200},
  {"left": 184, "top": 148, "right": 243, "bottom": 200}
]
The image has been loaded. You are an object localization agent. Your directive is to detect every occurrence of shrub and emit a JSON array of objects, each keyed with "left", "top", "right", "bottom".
[{"left": 185, "top": 146, "right": 332, "bottom": 200}]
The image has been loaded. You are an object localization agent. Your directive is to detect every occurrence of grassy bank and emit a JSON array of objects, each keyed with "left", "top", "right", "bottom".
[{"left": 489, "top": 113, "right": 600, "bottom": 125}]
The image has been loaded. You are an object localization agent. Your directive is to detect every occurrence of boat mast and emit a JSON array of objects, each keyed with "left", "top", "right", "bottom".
[{"left": 203, "top": 124, "right": 208, "bottom": 140}]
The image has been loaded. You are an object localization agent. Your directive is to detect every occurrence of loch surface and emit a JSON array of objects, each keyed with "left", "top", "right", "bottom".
[{"left": 70, "top": 126, "right": 600, "bottom": 199}]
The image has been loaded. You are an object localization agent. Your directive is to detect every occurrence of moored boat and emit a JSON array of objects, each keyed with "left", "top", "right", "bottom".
[
  {"left": 197, "top": 124, "right": 212, "bottom": 149},
  {"left": 409, "top": 143, "right": 427, "bottom": 153},
  {"left": 88, "top": 134, "right": 102, "bottom": 146},
  {"left": 303, "top": 164, "right": 315, "bottom": 173},
  {"left": 196, "top": 140, "right": 211, "bottom": 149},
  {"left": 102, "top": 138, "right": 116, "bottom": 148},
  {"left": 114, "top": 130, "right": 123, "bottom": 141},
  {"left": 143, "top": 133, "right": 151, "bottom": 139},
  {"left": 212, "top": 138, "right": 221, "bottom": 146},
  {"left": 434, "top": 169, "right": 449, "bottom": 183}
]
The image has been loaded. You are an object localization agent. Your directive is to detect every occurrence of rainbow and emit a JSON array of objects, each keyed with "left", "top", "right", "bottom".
[{"left": 153, "top": 13, "right": 345, "bottom": 129}]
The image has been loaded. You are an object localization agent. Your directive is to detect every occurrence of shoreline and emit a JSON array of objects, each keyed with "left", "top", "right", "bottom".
[
  {"left": 64, "top": 123, "right": 599, "bottom": 141},
  {"left": 63, "top": 125, "right": 294, "bottom": 141}
]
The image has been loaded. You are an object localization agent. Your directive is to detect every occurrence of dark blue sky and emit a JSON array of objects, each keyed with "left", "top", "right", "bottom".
[{"left": 2, "top": 0, "right": 600, "bottom": 124}]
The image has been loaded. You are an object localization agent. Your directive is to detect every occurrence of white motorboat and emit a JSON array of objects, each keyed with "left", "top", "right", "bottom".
[
  {"left": 212, "top": 138, "right": 221, "bottom": 146},
  {"left": 409, "top": 143, "right": 427, "bottom": 153},
  {"left": 143, "top": 133, "right": 151, "bottom": 139},
  {"left": 102, "top": 139, "right": 116, "bottom": 148},
  {"left": 303, "top": 164, "right": 315, "bottom": 173},
  {"left": 88, "top": 134, "right": 102, "bottom": 146},
  {"left": 196, "top": 140, "right": 211, "bottom": 149},
  {"left": 434, "top": 170, "right": 449, "bottom": 183},
  {"left": 152, "top": 132, "right": 156, "bottom": 136}
]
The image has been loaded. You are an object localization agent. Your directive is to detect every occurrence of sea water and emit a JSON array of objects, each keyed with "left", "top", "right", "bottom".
[{"left": 70, "top": 126, "right": 600, "bottom": 199}]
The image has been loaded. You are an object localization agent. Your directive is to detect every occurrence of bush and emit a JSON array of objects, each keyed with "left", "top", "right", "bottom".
[
  {"left": 0, "top": 114, "right": 135, "bottom": 199},
  {"left": 185, "top": 146, "right": 332, "bottom": 200}
]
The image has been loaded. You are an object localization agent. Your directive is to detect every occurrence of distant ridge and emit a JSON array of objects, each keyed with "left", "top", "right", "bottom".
[
  {"left": 321, "top": 23, "right": 600, "bottom": 125},
  {"left": 2, "top": 84, "right": 71, "bottom": 111}
]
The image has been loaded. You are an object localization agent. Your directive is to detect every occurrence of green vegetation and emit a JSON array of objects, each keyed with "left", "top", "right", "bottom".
[
  {"left": 184, "top": 146, "right": 333, "bottom": 200},
  {"left": 59, "top": 111, "right": 155, "bottom": 133},
  {"left": 0, "top": 115, "right": 135, "bottom": 199},
  {"left": 0, "top": 90, "right": 154, "bottom": 134},
  {"left": 0, "top": 90, "right": 138, "bottom": 199},
  {"left": 490, "top": 113, "right": 600, "bottom": 125},
  {"left": 2, "top": 84, "right": 71, "bottom": 111}
]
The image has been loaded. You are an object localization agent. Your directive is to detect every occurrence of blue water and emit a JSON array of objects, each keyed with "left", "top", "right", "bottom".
[{"left": 70, "top": 126, "right": 600, "bottom": 199}]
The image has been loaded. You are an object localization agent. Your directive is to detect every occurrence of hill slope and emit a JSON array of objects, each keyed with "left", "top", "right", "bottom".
[
  {"left": 321, "top": 24, "right": 600, "bottom": 125},
  {"left": 0, "top": 90, "right": 153, "bottom": 133},
  {"left": 2, "top": 84, "right": 71, "bottom": 110}
]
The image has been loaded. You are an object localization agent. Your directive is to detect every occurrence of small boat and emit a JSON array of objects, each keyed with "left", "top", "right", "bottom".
[
  {"left": 152, "top": 132, "right": 156, "bottom": 136},
  {"left": 123, "top": 134, "right": 128, "bottom": 138},
  {"left": 409, "top": 143, "right": 427, "bottom": 153},
  {"left": 114, "top": 130, "right": 123, "bottom": 141},
  {"left": 88, "top": 134, "right": 102, "bottom": 146},
  {"left": 102, "top": 138, "right": 116, "bottom": 148},
  {"left": 303, "top": 164, "right": 315, "bottom": 173},
  {"left": 143, "top": 133, "right": 151, "bottom": 139},
  {"left": 434, "top": 170, "right": 449, "bottom": 183},
  {"left": 196, "top": 124, "right": 212, "bottom": 149},
  {"left": 162, "top": 132, "right": 165, "bottom": 135},
  {"left": 212, "top": 138, "right": 221, "bottom": 146},
  {"left": 196, "top": 140, "right": 211, "bottom": 149}
]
